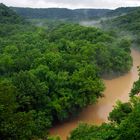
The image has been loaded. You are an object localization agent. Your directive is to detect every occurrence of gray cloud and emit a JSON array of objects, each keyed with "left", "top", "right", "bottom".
[{"left": 0, "top": 0, "right": 140, "bottom": 9}]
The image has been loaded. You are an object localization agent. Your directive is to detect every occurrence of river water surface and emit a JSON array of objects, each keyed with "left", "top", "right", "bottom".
[{"left": 50, "top": 49, "right": 140, "bottom": 140}]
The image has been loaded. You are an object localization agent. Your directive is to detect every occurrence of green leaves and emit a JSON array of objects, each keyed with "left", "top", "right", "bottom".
[
  {"left": 0, "top": 9, "right": 133, "bottom": 139},
  {"left": 69, "top": 123, "right": 118, "bottom": 140},
  {"left": 130, "top": 74, "right": 140, "bottom": 97},
  {"left": 108, "top": 101, "right": 132, "bottom": 124}
]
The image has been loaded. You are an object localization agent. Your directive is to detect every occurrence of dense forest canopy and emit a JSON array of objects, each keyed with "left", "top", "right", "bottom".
[{"left": 0, "top": 3, "right": 136, "bottom": 140}]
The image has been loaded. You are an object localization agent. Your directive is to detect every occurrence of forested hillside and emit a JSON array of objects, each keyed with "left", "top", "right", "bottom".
[
  {"left": 11, "top": 7, "right": 110, "bottom": 21},
  {"left": 11, "top": 6, "right": 140, "bottom": 21},
  {"left": 102, "top": 7, "right": 140, "bottom": 45},
  {"left": 0, "top": 3, "right": 133, "bottom": 140},
  {"left": 0, "top": 3, "right": 26, "bottom": 24},
  {"left": 106, "top": 7, "right": 139, "bottom": 17}
]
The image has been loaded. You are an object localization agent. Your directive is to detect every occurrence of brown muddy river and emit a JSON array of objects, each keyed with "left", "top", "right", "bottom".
[{"left": 50, "top": 49, "right": 140, "bottom": 140}]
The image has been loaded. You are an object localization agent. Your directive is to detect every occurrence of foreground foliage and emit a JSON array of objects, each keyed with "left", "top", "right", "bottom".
[
  {"left": 69, "top": 83, "right": 140, "bottom": 140},
  {"left": 69, "top": 97, "right": 140, "bottom": 140}
]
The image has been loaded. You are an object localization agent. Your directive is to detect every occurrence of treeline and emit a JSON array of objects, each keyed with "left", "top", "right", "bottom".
[
  {"left": 11, "top": 6, "right": 140, "bottom": 21},
  {"left": 0, "top": 4, "right": 132, "bottom": 140},
  {"left": 102, "top": 7, "right": 140, "bottom": 45},
  {"left": 69, "top": 68, "right": 140, "bottom": 140},
  {"left": 106, "top": 7, "right": 139, "bottom": 17},
  {"left": 11, "top": 7, "right": 110, "bottom": 21},
  {"left": 0, "top": 3, "right": 26, "bottom": 24}
]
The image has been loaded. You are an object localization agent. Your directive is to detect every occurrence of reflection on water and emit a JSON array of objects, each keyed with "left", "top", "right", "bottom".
[{"left": 50, "top": 49, "right": 140, "bottom": 140}]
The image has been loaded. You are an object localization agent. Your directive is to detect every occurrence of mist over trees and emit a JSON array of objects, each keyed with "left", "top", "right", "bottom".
[{"left": 102, "top": 7, "right": 140, "bottom": 45}]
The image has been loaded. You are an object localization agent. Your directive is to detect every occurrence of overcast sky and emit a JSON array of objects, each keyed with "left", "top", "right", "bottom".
[{"left": 0, "top": 0, "right": 140, "bottom": 9}]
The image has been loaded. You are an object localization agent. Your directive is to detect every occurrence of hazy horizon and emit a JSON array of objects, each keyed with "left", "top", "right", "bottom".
[{"left": 0, "top": 0, "right": 140, "bottom": 9}]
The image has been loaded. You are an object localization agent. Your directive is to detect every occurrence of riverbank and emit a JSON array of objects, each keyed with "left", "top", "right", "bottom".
[{"left": 50, "top": 48, "right": 140, "bottom": 140}]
